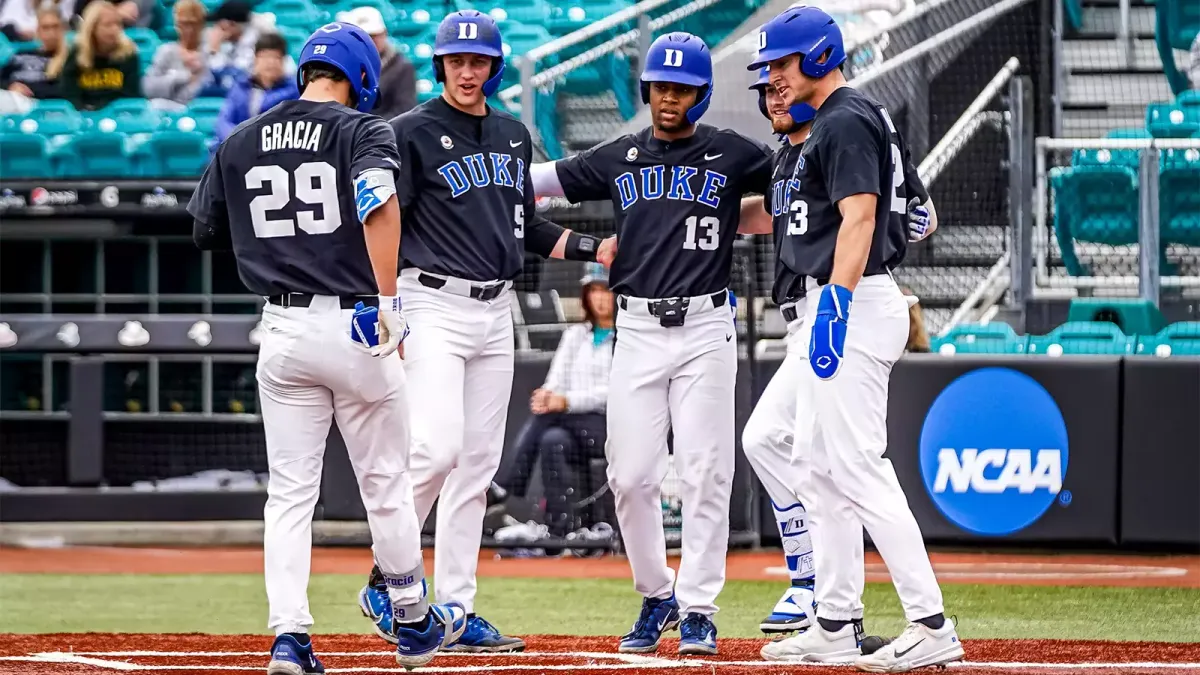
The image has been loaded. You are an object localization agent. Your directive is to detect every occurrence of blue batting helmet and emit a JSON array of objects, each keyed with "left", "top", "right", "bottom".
[
  {"left": 750, "top": 67, "right": 815, "bottom": 127},
  {"left": 747, "top": 5, "right": 846, "bottom": 78},
  {"left": 297, "top": 22, "right": 381, "bottom": 113},
  {"left": 640, "top": 32, "right": 713, "bottom": 125},
  {"left": 433, "top": 10, "right": 505, "bottom": 97}
]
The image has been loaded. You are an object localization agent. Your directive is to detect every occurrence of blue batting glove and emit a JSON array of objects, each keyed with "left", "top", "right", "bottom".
[
  {"left": 809, "top": 284, "right": 852, "bottom": 380},
  {"left": 908, "top": 197, "right": 932, "bottom": 242},
  {"left": 350, "top": 301, "right": 381, "bottom": 349}
]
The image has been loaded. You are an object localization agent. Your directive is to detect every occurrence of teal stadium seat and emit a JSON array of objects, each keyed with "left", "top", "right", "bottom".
[
  {"left": 0, "top": 133, "right": 55, "bottom": 179},
  {"left": 86, "top": 98, "right": 163, "bottom": 134},
  {"left": 1147, "top": 101, "right": 1200, "bottom": 138},
  {"left": 499, "top": 23, "right": 552, "bottom": 89},
  {"left": 276, "top": 25, "right": 309, "bottom": 61},
  {"left": 13, "top": 99, "right": 84, "bottom": 135},
  {"left": 139, "top": 130, "right": 210, "bottom": 178},
  {"left": 125, "top": 27, "right": 161, "bottom": 69},
  {"left": 388, "top": 7, "right": 434, "bottom": 38},
  {"left": 0, "top": 35, "right": 13, "bottom": 67},
  {"left": 180, "top": 97, "right": 223, "bottom": 135},
  {"left": 1027, "top": 321, "right": 1134, "bottom": 355},
  {"left": 258, "top": 0, "right": 327, "bottom": 30},
  {"left": 477, "top": 0, "right": 549, "bottom": 25},
  {"left": 930, "top": 323, "right": 1029, "bottom": 355},
  {"left": 1138, "top": 322, "right": 1200, "bottom": 356},
  {"left": 1178, "top": 90, "right": 1200, "bottom": 108},
  {"left": 58, "top": 131, "right": 139, "bottom": 178},
  {"left": 1160, "top": 148, "right": 1200, "bottom": 247},
  {"left": 1105, "top": 127, "right": 1152, "bottom": 140},
  {"left": 1063, "top": 0, "right": 1084, "bottom": 31},
  {"left": 1050, "top": 161, "right": 1139, "bottom": 276}
]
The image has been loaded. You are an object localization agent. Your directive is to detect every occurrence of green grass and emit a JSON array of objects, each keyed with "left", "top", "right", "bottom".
[{"left": 2, "top": 574, "right": 1198, "bottom": 642}]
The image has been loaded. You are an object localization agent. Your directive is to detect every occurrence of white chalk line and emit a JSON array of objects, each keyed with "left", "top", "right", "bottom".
[
  {"left": 763, "top": 562, "right": 1190, "bottom": 581},
  {"left": 5, "top": 652, "right": 1200, "bottom": 672}
]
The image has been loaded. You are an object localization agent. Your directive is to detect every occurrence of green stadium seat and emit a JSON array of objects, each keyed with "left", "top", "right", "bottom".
[
  {"left": 1146, "top": 101, "right": 1200, "bottom": 138},
  {"left": 138, "top": 130, "right": 211, "bottom": 178},
  {"left": 1027, "top": 321, "right": 1134, "bottom": 355},
  {"left": 1072, "top": 147, "right": 1139, "bottom": 169},
  {"left": 930, "top": 323, "right": 1029, "bottom": 355},
  {"left": 1160, "top": 148, "right": 1200, "bottom": 247},
  {"left": 1138, "top": 322, "right": 1200, "bottom": 356},
  {"left": 58, "top": 131, "right": 140, "bottom": 178},
  {"left": 0, "top": 133, "right": 55, "bottom": 179},
  {"left": 1066, "top": 298, "right": 1166, "bottom": 336},
  {"left": 1050, "top": 164, "right": 1139, "bottom": 276}
]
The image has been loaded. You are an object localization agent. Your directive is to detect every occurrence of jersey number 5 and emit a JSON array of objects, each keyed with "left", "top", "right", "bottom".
[
  {"left": 246, "top": 161, "right": 341, "bottom": 238},
  {"left": 514, "top": 204, "right": 524, "bottom": 239},
  {"left": 683, "top": 215, "right": 719, "bottom": 251}
]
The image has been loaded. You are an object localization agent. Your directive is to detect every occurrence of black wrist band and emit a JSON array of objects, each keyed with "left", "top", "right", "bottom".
[{"left": 565, "top": 232, "right": 599, "bottom": 261}]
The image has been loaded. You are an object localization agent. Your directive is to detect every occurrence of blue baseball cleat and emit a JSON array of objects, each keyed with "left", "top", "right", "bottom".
[
  {"left": 445, "top": 615, "right": 527, "bottom": 652},
  {"left": 394, "top": 602, "right": 469, "bottom": 669},
  {"left": 267, "top": 633, "right": 325, "bottom": 675},
  {"left": 618, "top": 594, "right": 680, "bottom": 653},
  {"left": 358, "top": 583, "right": 399, "bottom": 645},
  {"left": 760, "top": 580, "right": 817, "bottom": 634},
  {"left": 679, "top": 612, "right": 719, "bottom": 655}
]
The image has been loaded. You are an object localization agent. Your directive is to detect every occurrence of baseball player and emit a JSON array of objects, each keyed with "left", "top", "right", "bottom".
[
  {"left": 355, "top": 10, "right": 611, "bottom": 653},
  {"left": 531, "top": 32, "right": 777, "bottom": 657},
  {"left": 188, "top": 22, "right": 466, "bottom": 674},
  {"left": 745, "top": 7, "right": 962, "bottom": 671},
  {"left": 740, "top": 68, "right": 936, "bottom": 636}
]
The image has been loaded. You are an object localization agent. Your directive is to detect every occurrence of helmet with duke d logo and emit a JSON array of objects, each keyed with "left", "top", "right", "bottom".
[
  {"left": 433, "top": 10, "right": 505, "bottom": 97},
  {"left": 640, "top": 32, "right": 713, "bottom": 125},
  {"left": 297, "top": 22, "right": 382, "bottom": 113},
  {"left": 750, "top": 66, "right": 815, "bottom": 127},
  {"left": 747, "top": 4, "right": 846, "bottom": 78}
]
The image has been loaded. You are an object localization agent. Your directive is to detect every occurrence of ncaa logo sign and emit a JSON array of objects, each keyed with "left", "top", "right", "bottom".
[{"left": 918, "top": 367, "right": 1069, "bottom": 536}]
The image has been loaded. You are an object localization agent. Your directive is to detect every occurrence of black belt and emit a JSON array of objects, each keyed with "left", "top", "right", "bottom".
[
  {"left": 779, "top": 270, "right": 890, "bottom": 322},
  {"left": 418, "top": 273, "right": 507, "bottom": 302},
  {"left": 618, "top": 290, "right": 727, "bottom": 314},
  {"left": 267, "top": 293, "right": 377, "bottom": 309}
]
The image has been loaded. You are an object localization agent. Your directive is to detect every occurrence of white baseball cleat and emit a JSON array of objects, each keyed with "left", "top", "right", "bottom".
[
  {"left": 760, "top": 583, "right": 816, "bottom": 634},
  {"left": 760, "top": 621, "right": 861, "bottom": 663},
  {"left": 854, "top": 619, "right": 964, "bottom": 673}
]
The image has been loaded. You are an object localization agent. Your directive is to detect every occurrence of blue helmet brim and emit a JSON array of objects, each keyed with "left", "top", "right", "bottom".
[
  {"left": 640, "top": 68, "right": 709, "bottom": 88},
  {"left": 434, "top": 42, "right": 503, "bottom": 58}
]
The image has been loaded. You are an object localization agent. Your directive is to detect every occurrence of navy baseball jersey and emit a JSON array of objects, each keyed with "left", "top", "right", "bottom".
[
  {"left": 764, "top": 141, "right": 805, "bottom": 305},
  {"left": 778, "top": 87, "right": 926, "bottom": 280},
  {"left": 391, "top": 97, "right": 561, "bottom": 282},
  {"left": 187, "top": 99, "right": 398, "bottom": 297},
  {"left": 555, "top": 124, "right": 773, "bottom": 298}
]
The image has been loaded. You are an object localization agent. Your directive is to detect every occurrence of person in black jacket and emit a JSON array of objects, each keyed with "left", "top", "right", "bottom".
[{"left": 1, "top": 7, "right": 66, "bottom": 99}]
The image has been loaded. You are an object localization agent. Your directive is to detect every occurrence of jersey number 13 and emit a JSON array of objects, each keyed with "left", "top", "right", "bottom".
[{"left": 246, "top": 161, "right": 342, "bottom": 238}]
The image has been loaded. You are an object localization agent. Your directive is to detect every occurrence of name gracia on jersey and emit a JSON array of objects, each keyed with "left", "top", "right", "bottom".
[
  {"left": 615, "top": 165, "right": 729, "bottom": 211},
  {"left": 260, "top": 120, "right": 324, "bottom": 153},
  {"left": 437, "top": 153, "right": 526, "bottom": 199},
  {"left": 933, "top": 448, "right": 1064, "bottom": 494}
]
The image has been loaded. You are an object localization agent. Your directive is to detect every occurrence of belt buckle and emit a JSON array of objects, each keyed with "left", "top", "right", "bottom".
[
  {"left": 654, "top": 297, "right": 688, "bottom": 327},
  {"left": 477, "top": 283, "right": 502, "bottom": 302}
]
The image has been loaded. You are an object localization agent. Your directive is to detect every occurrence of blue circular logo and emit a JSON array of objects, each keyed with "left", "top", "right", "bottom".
[{"left": 919, "top": 367, "right": 1069, "bottom": 536}]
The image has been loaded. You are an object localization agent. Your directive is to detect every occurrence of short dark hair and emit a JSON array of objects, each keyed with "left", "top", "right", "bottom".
[
  {"left": 299, "top": 62, "right": 348, "bottom": 89},
  {"left": 255, "top": 33, "right": 287, "bottom": 55}
]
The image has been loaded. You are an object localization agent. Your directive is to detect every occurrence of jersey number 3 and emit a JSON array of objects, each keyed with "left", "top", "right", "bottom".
[{"left": 246, "top": 162, "right": 341, "bottom": 238}]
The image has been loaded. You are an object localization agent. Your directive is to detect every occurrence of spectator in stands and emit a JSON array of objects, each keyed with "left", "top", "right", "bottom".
[
  {"left": 142, "top": 0, "right": 209, "bottom": 103},
  {"left": 904, "top": 288, "right": 931, "bottom": 353},
  {"left": 337, "top": 6, "right": 415, "bottom": 118},
  {"left": 72, "top": 0, "right": 157, "bottom": 29},
  {"left": 213, "top": 32, "right": 296, "bottom": 143},
  {"left": 54, "top": 0, "right": 140, "bottom": 110},
  {"left": 0, "top": 0, "right": 68, "bottom": 42},
  {"left": 494, "top": 263, "right": 616, "bottom": 538},
  {"left": 1189, "top": 33, "right": 1200, "bottom": 91},
  {"left": 1, "top": 6, "right": 66, "bottom": 99}
]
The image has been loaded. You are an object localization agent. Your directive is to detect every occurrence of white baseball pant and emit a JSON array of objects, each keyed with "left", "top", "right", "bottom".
[
  {"left": 606, "top": 291, "right": 737, "bottom": 617},
  {"left": 398, "top": 268, "right": 515, "bottom": 613},
  {"left": 258, "top": 296, "right": 424, "bottom": 636},
  {"left": 791, "top": 274, "right": 944, "bottom": 622}
]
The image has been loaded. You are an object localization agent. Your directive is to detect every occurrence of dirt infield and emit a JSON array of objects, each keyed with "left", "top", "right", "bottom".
[
  {"left": 3, "top": 546, "right": 1199, "bottom": 588},
  {"left": 2, "top": 634, "right": 1199, "bottom": 674}
]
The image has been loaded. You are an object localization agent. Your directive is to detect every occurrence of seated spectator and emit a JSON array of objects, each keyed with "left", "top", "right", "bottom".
[
  {"left": 201, "top": 0, "right": 293, "bottom": 95},
  {"left": 1, "top": 6, "right": 66, "bottom": 99},
  {"left": 903, "top": 288, "right": 931, "bottom": 353},
  {"left": 1, "top": 0, "right": 44, "bottom": 41},
  {"left": 142, "top": 0, "right": 209, "bottom": 104},
  {"left": 214, "top": 32, "right": 296, "bottom": 142},
  {"left": 495, "top": 264, "right": 615, "bottom": 538},
  {"left": 337, "top": 6, "right": 415, "bottom": 119},
  {"left": 72, "top": 0, "right": 157, "bottom": 29},
  {"left": 55, "top": 0, "right": 140, "bottom": 110}
]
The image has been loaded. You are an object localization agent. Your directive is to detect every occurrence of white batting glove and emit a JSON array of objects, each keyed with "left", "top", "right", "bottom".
[
  {"left": 908, "top": 198, "right": 935, "bottom": 242},
  {"left": 373, "top": 295, "right": 409, "bottom": 358}
]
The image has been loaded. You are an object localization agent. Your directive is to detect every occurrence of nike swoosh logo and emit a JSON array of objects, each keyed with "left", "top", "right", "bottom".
[
  {"left": 725, "top": 335, "right": 732, "bottom": 342},
  {"left": 895, "top": 638, "right": 925, "bottom": 657},
  {"left": 510, "top": 140, "right": 523, "bottom": 147},
  {"left": 704, "top": 153, "right": 722, "bottom": 161}
]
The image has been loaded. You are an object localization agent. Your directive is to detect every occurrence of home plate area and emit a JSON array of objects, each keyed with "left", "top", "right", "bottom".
[{"left": 3, "top": 635, "right": 1200, "bottom": 674}]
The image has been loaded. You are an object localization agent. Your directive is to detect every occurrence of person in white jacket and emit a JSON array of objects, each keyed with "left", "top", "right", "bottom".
[{"left": 494, "top": 263, "right": 615, "bottom": 538}]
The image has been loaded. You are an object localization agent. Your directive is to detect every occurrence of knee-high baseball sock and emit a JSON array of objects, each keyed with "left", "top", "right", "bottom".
[{"left": 772, "top": 499, "right": 814, "bottom": 584}]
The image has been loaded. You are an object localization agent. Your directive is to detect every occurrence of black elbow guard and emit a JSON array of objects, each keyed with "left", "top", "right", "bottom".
[{"left": 565, "top": 231, "right": 600, "bottom": 261}]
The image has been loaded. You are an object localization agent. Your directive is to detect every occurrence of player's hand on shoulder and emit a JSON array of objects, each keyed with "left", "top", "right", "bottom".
[
  {"left": 597, "top": 236, "right": 617, "bottom": 268},
  {"left": 907, "top": 198, "right": 935, "bottom": 242}
]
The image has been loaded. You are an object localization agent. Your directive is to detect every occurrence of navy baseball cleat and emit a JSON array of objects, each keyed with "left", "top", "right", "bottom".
[
  {"left": 358, "top": 583, "right": 398, "bottom": 645},
  {"left": 618, "top": 594, "right": 681, "bottom": 653},
  {"left": 267, "top": 633, "right": 325, "bottom": 675},
  {"left": 445, "top": 615, "right": 527, "bottom": 652},
  {"left": 678, "top": 612, "right": 719, "bottom": 655},
  {"left": 394, "top": 602, "right": 469, "bottom": 669},
  {"left": 761, "top": 580, "right": 817, "bottom": 634}
]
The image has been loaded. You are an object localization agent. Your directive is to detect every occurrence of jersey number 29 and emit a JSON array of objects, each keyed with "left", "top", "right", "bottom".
[{"left": 246, "top": 162, "right": 341, "bottom": 238}]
